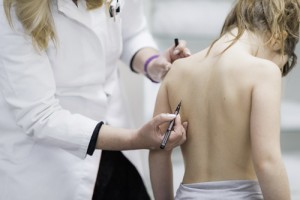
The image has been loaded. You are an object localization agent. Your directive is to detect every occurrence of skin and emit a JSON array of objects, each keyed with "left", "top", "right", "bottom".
[
  {"left": 96, "top": 113, "right": 187, "bottom": 151},
  {"left": 131, "top": 43, "right": 191, "bottom": 82},
  {"left": 149, "top": 29, "right": 291, "bottom": 200},
  {"left": 95, "top": 43, "right": 190, "bottom": 152}
]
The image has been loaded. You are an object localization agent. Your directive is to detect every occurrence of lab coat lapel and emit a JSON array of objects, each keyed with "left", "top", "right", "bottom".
[{"left": 57, "top": 0, "right": 92, "bottom": 29}]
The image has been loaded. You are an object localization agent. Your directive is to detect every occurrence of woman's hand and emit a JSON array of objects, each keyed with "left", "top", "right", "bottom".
[
  {"left": 164, "top": 39, "right": 191, "bottom": 63},
  {"left": 137, "top": 113, "right": 188, "bottom": 151},
  {"left": 147, "top": 39, "right": 191, "bottom": 81}
]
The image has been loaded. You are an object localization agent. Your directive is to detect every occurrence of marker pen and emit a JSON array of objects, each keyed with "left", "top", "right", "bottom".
[{"left": 160, "top": 101, "right": 182, "bottom": 149}]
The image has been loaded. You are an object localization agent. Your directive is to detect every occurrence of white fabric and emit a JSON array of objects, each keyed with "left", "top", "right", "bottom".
[
  {"left": 0, "top": 0, "right": 157, "bottom": 199},
  {"left": 175, "top": 180, "right": 263, "bottom": 200}
]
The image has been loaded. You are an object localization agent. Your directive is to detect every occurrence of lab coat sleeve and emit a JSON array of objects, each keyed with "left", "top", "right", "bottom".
[
  {"left": 0, "top": 7, "right": 97, "bottom": 159},
  {"left": 120, "top": 0, "right": 158, "bottom": 66}
]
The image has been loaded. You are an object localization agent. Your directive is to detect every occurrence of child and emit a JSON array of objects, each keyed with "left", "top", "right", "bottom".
[{"left": 149, "top": 0, "right": 300, "bottom": 199}]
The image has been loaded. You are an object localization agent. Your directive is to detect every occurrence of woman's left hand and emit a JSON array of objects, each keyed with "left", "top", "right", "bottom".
[
  {"left": 164, "top": 39, "right": 191, "bottom": 63},
  {"left": 146, "top": 39, "right": 191, "bottom": 82}
]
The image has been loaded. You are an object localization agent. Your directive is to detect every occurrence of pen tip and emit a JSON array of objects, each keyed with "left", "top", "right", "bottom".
[{"left": 174, "top": 38, "right": 179, "bottom": 46}]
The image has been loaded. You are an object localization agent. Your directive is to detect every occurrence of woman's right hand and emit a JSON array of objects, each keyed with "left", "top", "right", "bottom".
[
  {"left": 96, "top": 113, "right": 187, "bottom": 151},
  {"left": 137, "top": 113, "right": 188, "bottom": 151}
]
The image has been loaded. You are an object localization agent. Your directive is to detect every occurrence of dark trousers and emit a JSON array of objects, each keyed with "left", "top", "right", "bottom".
[{"left": 92, "top": 150, "right": 151, "bottom": 200}]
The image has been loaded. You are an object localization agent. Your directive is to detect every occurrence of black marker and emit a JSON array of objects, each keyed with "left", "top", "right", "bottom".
[
  {"left": 160, "top": 101, "right": 182, "bottom": 149},
  {"left": 174, "top": 38, "right": 179, "bottom": 47}
]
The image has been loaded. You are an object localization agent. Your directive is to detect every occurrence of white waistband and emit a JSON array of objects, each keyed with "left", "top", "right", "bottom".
[{"left": 175, "top": 180, "right": 263, "bottom": 200}]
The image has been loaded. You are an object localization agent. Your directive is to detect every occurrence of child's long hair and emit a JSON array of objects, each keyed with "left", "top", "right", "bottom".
[
  {"left": 3, "top": 0, "right": 104, "bottom": 51},
  {"left": 208, "top": 0, "right": 300, "bottom": 76}
]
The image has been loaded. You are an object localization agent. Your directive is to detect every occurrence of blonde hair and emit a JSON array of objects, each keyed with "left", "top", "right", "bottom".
[
  {"left": 3, "top": 0, "right": 104, "bottom": 51},
  {"left": 208, "top": 0, "right": 300, "bottom": 76}
]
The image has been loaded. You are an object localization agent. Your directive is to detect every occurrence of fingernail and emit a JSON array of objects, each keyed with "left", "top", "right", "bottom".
[{"left": 164, "top": 114, "right": 176, "bottom": 118}]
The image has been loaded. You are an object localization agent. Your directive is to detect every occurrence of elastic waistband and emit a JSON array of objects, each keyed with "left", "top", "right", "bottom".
[
  {"left": 182, "top": 180, "right": 259, "bottom": 190},
  {"left": 175, "top": 180, "right": 263, "bottom": 200}
]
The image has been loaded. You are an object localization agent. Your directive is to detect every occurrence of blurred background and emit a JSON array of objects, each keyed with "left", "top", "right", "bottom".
[{"left": 119, "top": 0, "right": 300, "bottom": 199}]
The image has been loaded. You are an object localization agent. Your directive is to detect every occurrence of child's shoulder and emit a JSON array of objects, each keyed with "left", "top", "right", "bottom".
[
  {"left": 248, "top": 57, "right": 282, "bottom": 79},
  {"left": 238, "top": 56, "right": 282, "bottom": 89}
]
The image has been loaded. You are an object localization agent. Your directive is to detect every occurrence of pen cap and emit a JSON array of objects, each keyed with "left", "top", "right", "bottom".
[{"left": 174, "top": 38, "right": 179, "bottom": 47}]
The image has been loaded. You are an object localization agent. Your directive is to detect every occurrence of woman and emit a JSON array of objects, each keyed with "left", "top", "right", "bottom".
[
  {"left": 149, "top": 0, "right": 300, "bottom": 199},
  {"left": 0, "top": 0, "right": 190, "bottom": 199}
]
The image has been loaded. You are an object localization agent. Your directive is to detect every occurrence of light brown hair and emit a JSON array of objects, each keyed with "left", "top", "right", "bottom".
[
  {"left": 73, "top": 0, "right": 104, "bottom": 10},
  {"left": 209, "top": 0, "right": 300, "bottom": 76},
  {"left": 4, "top": 0, "right": 104, "bottom": 51}
]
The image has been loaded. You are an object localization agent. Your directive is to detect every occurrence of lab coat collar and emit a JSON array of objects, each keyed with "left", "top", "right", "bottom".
[{"left": 57, "top": 0, "right": 92, "bottom": 29}]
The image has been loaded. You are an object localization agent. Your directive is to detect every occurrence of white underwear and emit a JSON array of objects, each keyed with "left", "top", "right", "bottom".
[{"left": 175, "top": 180, "right": 263, "bottom": 200}]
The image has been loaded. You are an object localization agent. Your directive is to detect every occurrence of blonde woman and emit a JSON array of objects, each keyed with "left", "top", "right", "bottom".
[
  {"left": 0, "top": 0, "right": 190, "bottom": 199},
  {"left": 149, "top": 0, "right": 300, "bottom": 199}
]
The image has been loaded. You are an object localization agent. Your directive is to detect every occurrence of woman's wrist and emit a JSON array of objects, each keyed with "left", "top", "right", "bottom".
[
  {"left": 96, "top": 125, "right": 142, "bottom": 150},
  {"left": 130, "top": 48, "right": 160, "bottom": 75},
  {"left": 144, "top": 54, "right": 160, "bottom": 83},
  {"left": 129, "top": 128, "right": 144, "bottom": 149}
]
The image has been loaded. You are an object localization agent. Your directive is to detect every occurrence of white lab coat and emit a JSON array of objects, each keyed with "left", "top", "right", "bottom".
[{"left": 0, "top": 0, "right": 157, "bottom": 199}]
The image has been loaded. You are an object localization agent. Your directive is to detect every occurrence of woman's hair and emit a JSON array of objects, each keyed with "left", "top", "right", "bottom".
[
  {"left": 72, "top": 0, "right": 104, "bottom": 9},
  {"left": 209, "top": 0, "right": 300, "bottom": 76},
  {"left": 3, "top": 0, "right": 104, "bottom": 51}
]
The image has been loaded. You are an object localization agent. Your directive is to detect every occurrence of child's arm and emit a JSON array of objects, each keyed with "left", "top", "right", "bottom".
[
  {"left": 250, "top": 63, "right": 290, "bottom": 200},
  {"left": 149, "top": 81, "right": 175, "bottom": 200}
]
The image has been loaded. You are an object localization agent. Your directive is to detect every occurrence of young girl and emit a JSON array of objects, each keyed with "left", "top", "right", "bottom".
[{"left": 149, "top": 0, "right": 300, "bottom": 199}]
